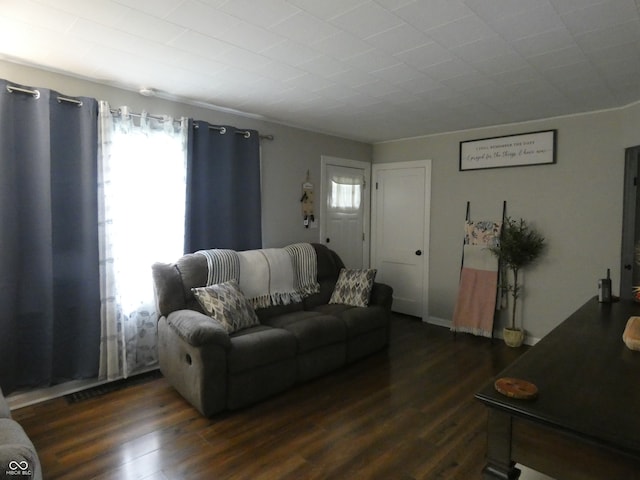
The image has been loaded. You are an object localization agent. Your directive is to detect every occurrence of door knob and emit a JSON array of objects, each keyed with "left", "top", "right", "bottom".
[
  {"left": 326, "top": 238, "right": 330, "bottom": 243},
  {"left": 415, "top": 250, "right": 422, "bottom": 256},
  {"left": 625, "top": 264, "right": 633, "bottom": 270}
]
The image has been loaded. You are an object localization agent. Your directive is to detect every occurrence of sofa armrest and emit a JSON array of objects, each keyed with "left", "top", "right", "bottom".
[
  {"left": 370, "top": 282, "right": 393, "bottom": 310},
  {"left": 0, "top": 419, "right": 42, "bottom": 480},
  {"left": 0, "top": 388, "right": 10, "bottom": 419},
  {"left": 166, "top": 310, "right": 231, "bottom": 349}
]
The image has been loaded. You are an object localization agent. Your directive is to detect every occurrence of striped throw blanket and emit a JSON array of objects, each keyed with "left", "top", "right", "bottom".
[
  {"left": 196, "top": 243, "right": 319, "bottom": 309},
  {"left": 284, "top": 242, "right": 320, "bottom": 296},
  {"left": 196, "top": 249, "right": 239, "bottom": 285},
  {"left": 238, "top": 249, "right": 298, "bottom": 308}
]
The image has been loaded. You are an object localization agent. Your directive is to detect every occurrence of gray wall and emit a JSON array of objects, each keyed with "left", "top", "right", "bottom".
[
  {"left": 0, "top": 60, "right": 372, "bottom": 249},
  {"left": 4, "top": 59, "right": 640, "bottom": 341},
  {"left": 374, "top": 104, "right": 640, "bottom": 341}
]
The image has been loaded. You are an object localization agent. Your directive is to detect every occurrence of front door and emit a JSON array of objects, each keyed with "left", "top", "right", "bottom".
[
  {"left": 372, "top": 161, "right": 431, "bottom": 319},
  {"left": 320, "top": 157, "right": 370, "bottom": 269}
]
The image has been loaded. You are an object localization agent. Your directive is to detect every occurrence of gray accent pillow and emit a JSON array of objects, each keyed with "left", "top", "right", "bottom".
[
  {"left": 192, "top": 280, "right": 260, "bottom": 333},
  {"left": 329, "top": 268, "right": 377, "bottom": 307}
]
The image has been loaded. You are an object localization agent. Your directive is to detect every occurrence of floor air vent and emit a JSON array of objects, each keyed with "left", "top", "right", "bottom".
[{"left": 64, "top": 370, "right": 162, "bottom": 404}]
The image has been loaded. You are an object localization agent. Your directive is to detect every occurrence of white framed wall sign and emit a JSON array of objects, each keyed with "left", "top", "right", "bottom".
[{"left": 460, "top": 130, "right": 557, "bottom": 171}]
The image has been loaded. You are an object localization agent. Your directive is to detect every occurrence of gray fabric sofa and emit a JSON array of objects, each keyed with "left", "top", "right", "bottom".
[
  {"left": 152, "top": 243, "right": 393, "bottom": 417},
  {"left": 0, "top": 388, "right": 42, "bottom": 480}
]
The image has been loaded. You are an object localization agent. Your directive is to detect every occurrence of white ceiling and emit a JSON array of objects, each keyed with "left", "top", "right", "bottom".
[{"left": 1, "top": 0, "right": 639, "bottom": 143}]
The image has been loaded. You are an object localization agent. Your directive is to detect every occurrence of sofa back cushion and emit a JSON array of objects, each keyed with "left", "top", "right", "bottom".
[
  {"left": 302, "top": 244, "right": 344, "bottom": 309},
  {"left": 152, "top": 243, "right": 345, "bottom": 318},
  {"left": 152, "top": 253, "right": 210, "bottom": 317},
  {"left": 313, "top": 243, "right": 344, "bottom": 281}
]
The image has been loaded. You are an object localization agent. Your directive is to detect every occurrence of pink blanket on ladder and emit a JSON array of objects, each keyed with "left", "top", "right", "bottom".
[{"left": 452, "top": 220, "right": 501, "bottom": 338}]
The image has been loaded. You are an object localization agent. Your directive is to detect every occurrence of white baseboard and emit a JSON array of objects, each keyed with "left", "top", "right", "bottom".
[
  {"left": 7, "top": 366, "right": 159, "bottom": 410},
  {"left": 425, "top": 316, "right": 451, "bottom": 328},
  {"left": 7, "top": 377, "right": 110, "bottom": 410},
  {"left": 424, "top": 316, "right": 541, "bottom": 346}
]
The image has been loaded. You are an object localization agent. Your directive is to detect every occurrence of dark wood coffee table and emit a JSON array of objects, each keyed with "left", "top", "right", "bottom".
[{"left": 476, "top": 297, "right": 640, "bottom": 480}]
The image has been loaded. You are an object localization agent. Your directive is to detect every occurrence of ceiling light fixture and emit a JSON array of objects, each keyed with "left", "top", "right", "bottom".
[{"left": 139, "top": 87, "right": 156, "bottom": 97}]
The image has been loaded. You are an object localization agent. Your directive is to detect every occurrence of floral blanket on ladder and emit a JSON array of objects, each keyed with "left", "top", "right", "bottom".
[{"left": 451, "top": 220, "right": 501, "bottom": 338}]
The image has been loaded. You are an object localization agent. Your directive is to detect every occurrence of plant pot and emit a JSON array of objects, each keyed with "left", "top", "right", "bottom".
[{"left": 503, "top": 327, "right": 524, "bottom": 347}]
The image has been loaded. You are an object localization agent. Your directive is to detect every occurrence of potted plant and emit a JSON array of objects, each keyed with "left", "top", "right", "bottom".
[{"left": 489, "top": 217, "right": 546, "bottom": 347}]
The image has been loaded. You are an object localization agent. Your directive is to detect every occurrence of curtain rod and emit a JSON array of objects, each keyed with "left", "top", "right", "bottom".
[
  {"left": 109, "top": 108, "right": 180, "bottom": 125},
  {"left": 7, "top": 84, "right": 274, "bottom": 141},
  {"left": 194, "top": 123, "right": 274, "bottom": 141},
  {"left": 111, "top": 110, "right": 274, "bottom": 140},
  {"left": 6, "top": 84, "right": 84, "bottom": 106}
]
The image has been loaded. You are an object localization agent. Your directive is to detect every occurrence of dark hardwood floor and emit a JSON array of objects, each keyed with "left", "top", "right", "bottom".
[{"left": 13, "top": 315, "right": 526, "bottom": 480}]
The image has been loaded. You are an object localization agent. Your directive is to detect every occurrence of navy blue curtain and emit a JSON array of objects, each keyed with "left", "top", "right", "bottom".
[
  {"left": 0, "top": 80, "right": 100, "bottom": 394},
  {"left": 185, "top": 121, "right": 262, "bottom": 252}
]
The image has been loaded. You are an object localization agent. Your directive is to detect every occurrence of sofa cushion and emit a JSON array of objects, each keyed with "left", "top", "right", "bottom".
[
  {"left": 313, "top": 243, "right": 343, "bottom": 282},
  {"left": 173, "top": 253, "right": 210, "bottom": 308},
  {"left": 0, "top": 418, "right": 40, "bottom": 479},
  {"left": 303, "top": 278, "right": 340, "bottom": 310},
  {"left": 314, "top": 304, "right": 389, "bottom": 338},
  {"left": 192, "top": 281, "right": 260, "bottom": 334},
  {"left": 329, "top": 268, "right": 377, "bottom": 307},
  {"left": 152, "top": 262, "right": 188, "bottom": 316},
  {"left": 228, "top": 325, "right": 297, "bottom": 374},
  {"left": 255, "top": 302, "right": 303, "bottom": 322},
  {"left": 262, "top": 311, "right": 346, "bottom": 352}
]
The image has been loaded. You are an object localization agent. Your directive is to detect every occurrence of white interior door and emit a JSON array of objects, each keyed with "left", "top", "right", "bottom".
[
  {"left": 372, "top": 161, "right": 431, "bottom": 319},
  {"left": 320, "top": 157, "right": 370, "bottom": 269}
]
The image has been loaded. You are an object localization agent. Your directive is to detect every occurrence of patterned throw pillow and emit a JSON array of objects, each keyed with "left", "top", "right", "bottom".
[
  {"left": 192, "top": 280, "right": 260, "bottom": 334},
  {"left": 329, "top": 268, "right": 377, "bottom": 307}
]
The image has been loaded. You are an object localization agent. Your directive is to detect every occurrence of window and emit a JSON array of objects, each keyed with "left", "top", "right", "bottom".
[
  {"left": 99, "top": 106, "right": 188, "bottom": 378},
  {"left": 330, "top": 178, "right": 362, "bottom": 210}
]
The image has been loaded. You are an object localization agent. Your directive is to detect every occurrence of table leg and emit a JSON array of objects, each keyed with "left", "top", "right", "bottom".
[{"left": 482, "top": 409, "right": 521, "bottom": 480}]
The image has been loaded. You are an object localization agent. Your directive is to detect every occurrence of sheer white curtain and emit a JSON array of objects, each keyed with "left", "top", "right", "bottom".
[
  {"left": 98, "top": 102, "right": 188, "bottom": 380},
  {"left": 330, "top": 175, "right": 362, "bottom": 210}
]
